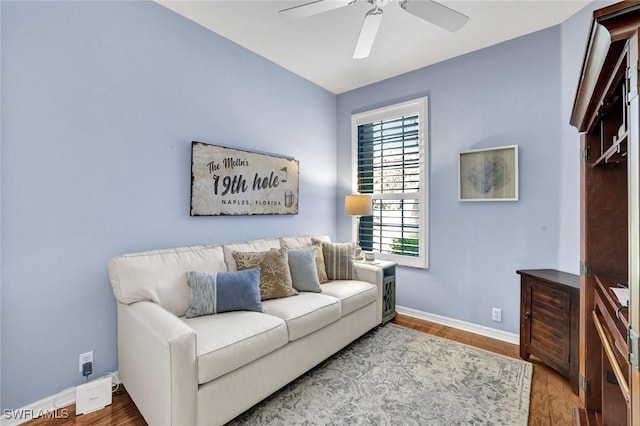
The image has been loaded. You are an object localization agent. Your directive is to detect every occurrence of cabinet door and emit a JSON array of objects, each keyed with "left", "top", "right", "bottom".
[
  {"left": 382, "top": 276, "right": 396, "bottom": 323},
  {"left": 527, "top": 279, "right": 572, "bottom": 376}
]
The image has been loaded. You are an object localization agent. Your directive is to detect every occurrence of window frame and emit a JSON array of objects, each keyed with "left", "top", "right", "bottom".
[{"left": 351, "top": 97, "right": 429, "bottom": 269}]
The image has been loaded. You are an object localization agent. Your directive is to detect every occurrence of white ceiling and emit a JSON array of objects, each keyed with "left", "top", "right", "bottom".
[{"left": 158, "top": 0, "right": 590, "bottom": 94}]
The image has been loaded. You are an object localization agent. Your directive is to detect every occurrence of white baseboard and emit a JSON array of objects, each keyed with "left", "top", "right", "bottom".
[
  {"left": 396, "top": 306, "right": 520, "bottom": 345},
  {"left": 1, "top": 372, "right": 120, "bottom": 426}
]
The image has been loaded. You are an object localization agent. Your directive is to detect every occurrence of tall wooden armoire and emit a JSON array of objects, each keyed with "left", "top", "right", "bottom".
[{"left": 570, "top": 2, "right": 640, "bottom": 425}]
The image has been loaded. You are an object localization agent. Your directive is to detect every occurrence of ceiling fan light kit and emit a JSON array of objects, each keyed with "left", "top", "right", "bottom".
[{"left": 278, "top": 0, "right": 469, "bottom": 59}]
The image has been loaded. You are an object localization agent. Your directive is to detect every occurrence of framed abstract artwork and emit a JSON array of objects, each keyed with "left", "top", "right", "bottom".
[{"left": 458, "top": 145, "right": 518, "bottom": 202}]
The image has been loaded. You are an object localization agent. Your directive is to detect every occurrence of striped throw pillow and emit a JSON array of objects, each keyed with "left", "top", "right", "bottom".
[{"left": 311, "top": 239, "right": 357, "bottom": 280}]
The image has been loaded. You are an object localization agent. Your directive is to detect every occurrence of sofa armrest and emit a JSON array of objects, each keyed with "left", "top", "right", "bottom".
[
  {"left": 118, "top": 301, "right": 197, "bottom": 426},
  {"left": 354, "top": 263, "right": 384, "bottom": 324}
]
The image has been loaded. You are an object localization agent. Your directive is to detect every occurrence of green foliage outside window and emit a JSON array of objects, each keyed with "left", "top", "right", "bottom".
[{"left": 391, "top": 238, "right": 419, "bottom": 256}]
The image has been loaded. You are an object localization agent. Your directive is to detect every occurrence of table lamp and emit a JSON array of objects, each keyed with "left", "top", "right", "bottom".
[{"left": 344, "top": 194, "right": 373, "bottom": 260}]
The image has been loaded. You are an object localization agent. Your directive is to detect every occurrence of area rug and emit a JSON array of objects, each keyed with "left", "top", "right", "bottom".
[{"left": 229, "top": 323, "right": 532, "bottom": 425}]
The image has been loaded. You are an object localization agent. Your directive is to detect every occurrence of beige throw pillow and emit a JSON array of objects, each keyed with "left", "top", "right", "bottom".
[
  {"left": 309, "top": 243, "right": 330, "bottom": 284},
  {"left": 232, "top": 249, "right": 298, "bottom": 300}
]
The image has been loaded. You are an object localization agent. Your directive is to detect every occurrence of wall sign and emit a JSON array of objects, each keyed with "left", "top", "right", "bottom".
[{"left": 190, "top": 141, "right": 299, "bottom": 216}]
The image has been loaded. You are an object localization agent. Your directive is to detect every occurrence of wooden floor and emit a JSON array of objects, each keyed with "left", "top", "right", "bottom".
[{"left": 24, "top": 314, "right": 581, "bottom": 425}]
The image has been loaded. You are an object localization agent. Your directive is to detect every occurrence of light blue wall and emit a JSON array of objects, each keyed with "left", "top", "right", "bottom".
[
  {"left": 337, "top": 27, "right": 564, "bottom": 334},
  {"left": 1, "top": 1, "right": 336, "bottom": 409},
  {"left": 557, "top": 1, "right": 616, "bottom": 273}
]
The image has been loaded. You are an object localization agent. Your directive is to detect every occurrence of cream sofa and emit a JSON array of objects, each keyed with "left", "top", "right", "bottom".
[{"left": 108, "top": 235, "right": 385, "bottom": 426}]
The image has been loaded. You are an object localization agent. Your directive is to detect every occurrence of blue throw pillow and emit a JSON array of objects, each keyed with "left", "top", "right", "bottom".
[
  {"left": 287, "top": 248, "right": 322, "bottom": 293},
  {"left": 185, "top": 268, "right": 263, "bottom": 318}
]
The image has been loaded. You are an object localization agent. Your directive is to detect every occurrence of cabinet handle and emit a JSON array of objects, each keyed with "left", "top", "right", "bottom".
[
  {"left": 615, "top": 305, "right": 628, "bottom": 322},
  {"left": 524, "top": 311, "right": 531, "bottom": 319},
  {"left": 605, "top": 371, "right": 619, "bottom": 385}
]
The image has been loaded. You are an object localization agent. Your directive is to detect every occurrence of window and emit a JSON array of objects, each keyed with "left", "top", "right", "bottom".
[{"left": 351, "top": 97, "right": 428, "bottom": 268}]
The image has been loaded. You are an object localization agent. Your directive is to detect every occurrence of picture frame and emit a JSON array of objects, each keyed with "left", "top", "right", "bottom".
[
  {"left": 190, "top": 142, "right": 299, "bottom": 216},
  {"left": 458, "top": 145, "right": 518, "bottom": 202}
]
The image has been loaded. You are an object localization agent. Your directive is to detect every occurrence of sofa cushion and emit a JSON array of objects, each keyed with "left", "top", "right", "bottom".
[
  {"left": 233, "top": 249, "right": 298, "bottom": 300},
  {"left": 183, "top": 311, "right": 288, "bottom": 384},
  {"left": 223, "top": 238, "right": 281, "bottom": 271},
  {"left": 108, "top": 245, "right": 227, "bottom": 316},
  {"left": 185, "top": 269, "right": 263, "bottom": 318},
  {"left": 262, "top": 293, "right": 341, "bottom": 341},
  {"left": 320, "top": 281, "right": 377, "bottom": 317},
  {"left": 287, "top": 249, "right": 322, "bottom": 293}
]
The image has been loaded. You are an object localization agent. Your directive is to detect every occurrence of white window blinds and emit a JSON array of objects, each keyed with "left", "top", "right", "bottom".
[{"left": 351, "top": 98, "right": 428, "bottom": 268}]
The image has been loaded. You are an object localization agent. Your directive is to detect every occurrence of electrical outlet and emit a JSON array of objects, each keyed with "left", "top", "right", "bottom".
[
  {"left": 79, "top": 351, "right": 93, "bottom": 373},
  {"left": 492, "top": 308, "right": 502, "bottom": 322}
]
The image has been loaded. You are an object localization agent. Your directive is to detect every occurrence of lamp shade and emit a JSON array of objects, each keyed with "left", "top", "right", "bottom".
[{"left": 344, "top": 194, "right": 373, "bottom": 216}]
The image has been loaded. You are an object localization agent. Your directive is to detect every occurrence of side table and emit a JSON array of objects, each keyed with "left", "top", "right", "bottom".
[{"left": 358, "top": 260, "right": 397, "bottom": 324}]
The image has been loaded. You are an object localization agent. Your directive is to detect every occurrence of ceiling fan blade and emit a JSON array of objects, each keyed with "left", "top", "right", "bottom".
[
  {"left": 400, "top": 0, "right": 469, "bottom": 32},
  {"left": 279, "top": 0, "right": 355, "bottom": 21},
  {"left": 353, "top": 8, "right": 383, "bottom": 59}
]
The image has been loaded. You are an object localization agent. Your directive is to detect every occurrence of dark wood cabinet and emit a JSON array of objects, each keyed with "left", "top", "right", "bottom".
[
  {"left": 570, "top": 2, "right": 640, "bottom": 424},
  {"left": 518, "top": 269, "right": 580, "bottom": 395},
  {"left": 594, "top": 276, "right": 630, "bottom": 426}
]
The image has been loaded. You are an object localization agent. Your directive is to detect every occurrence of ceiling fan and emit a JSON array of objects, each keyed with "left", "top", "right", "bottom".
[{"left": 278, "top": 0, "right": 469, "bottom": 59}]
